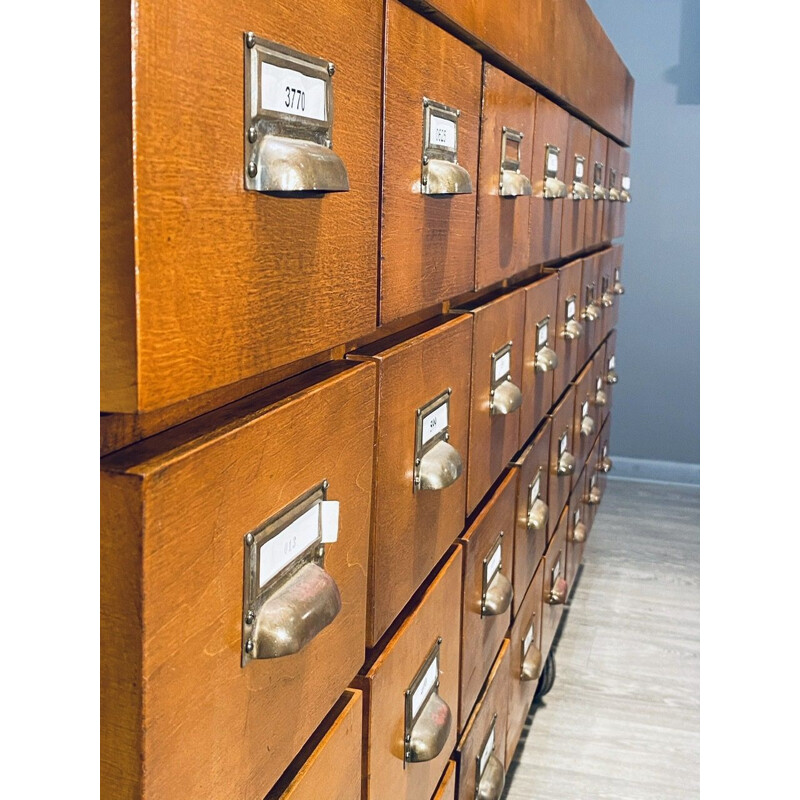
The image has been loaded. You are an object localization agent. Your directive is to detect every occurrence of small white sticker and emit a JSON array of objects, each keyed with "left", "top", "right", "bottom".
[
  {"left": 596, "top": 377, "right": 603, "bottom": 392},
  {"left": 614, "top": 268, "right": 621, "bottom": 281},
  {"left": 430, "top": 114, "right": 457, "bottom": 150},
  {"left": 411, "top": 655, "right": 439, "bottom": 719},
  {"left": 479, "top": 726, "right": 496, "bottom": 777},
  {"left": 575, "top": 158, "right": 584, "bottom": 179},
  {"left": 547, "top": 150, "right": 559, "bottom": 174},
  {"left": 258, "top": 504, "right": 320, "bottom": 589},
  {"left": 421, "top": 401, "right": 448, "bottom": 446},
  {"left": 486, "top": 541, "right": 502, "bottom": 585},
  {"left": 559, "top": 432, "right": 568, "bottom": 456},
  {"left": 603, "top": 444, "right": 608, "bottom": 458},
  {"left": 609, "top": 355, "right": 616, "bottom": 370},
  {"left": 553, "top": 557, "right": 561, "bottom": 583},
  {"left": 567, "top": 298, "right": 576, "bottom": 320},
  {"left": 574, "top": 508, "right": 581, "bottom": 525},
  {"left": 537, "top": 320, "right": 549, "bottom": 347},
  {"left": 260, "top": 62, "right": 327, "bottom": 121},
  {"left": 582, "top": 400, "right": 589, "bottom": 419},
  {"left": 494, "top": 351, "right": 511, "bottom": 383},
  {"left": 591, "top": 473, "right": 597, "bottom": 489},
  {"left": 622, "top": 175, "right": 631, "bottom": 191},
  {"left": 529, "top": 473, "right": 541, "bottom": 508},
  {"left": 320, "top": 500, "right": 339, "bottom": 544},
  {"left": 523, "top": 621, "right": 534, "bottom": 656}
]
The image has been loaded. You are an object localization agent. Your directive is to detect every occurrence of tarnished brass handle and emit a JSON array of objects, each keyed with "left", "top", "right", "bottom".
[
  {"left": 557, "top": 451, "right": 576, "bottom": 476},
  {"left": 418, "top": 440, "right": 464, "bottom": 491},
  {"left": 620, "top": 189, "right": 631, "bottom": 203},
  {"left": 423, "top": 159, "right": 473, "bottom": 195},
  {"left": 593, "top": 183, "right": 608, "bottom": 200},
  {"left": 608, "top": 187, "right": 621, "bottom": 202},
  {"left": 613, "top": 280, "right": 625, "bottom": 296},
  {"left": 580, "top": 415, "right": 596, "bottom": 438},
  {"left": 482, "top": 571, "right": 513, "bottom": 616},
  {"left": 571, "top": 521, "right": 587, "bottom": 543},
  {"left": 490, "top": 380, "right": 523, "bottom": 416},
  {"left": 542, "top": 176, "right": 568, "bottom": 199},
  {"left": 581, "top": 303, "right": 601, "bottom": 323},
  {"left": 535, "top": 346, "right": 558, "bottom": 373},
  {"left": 593, "top": 389, "right": 607, "bottom": 407},
  {"left": 560, "top": 319, "right": 583, "bottom": 340},
  {"left": 251, "top": 563, "right": 342, "bottom": 659},
  {"left": 570, "top": 181, "right": 591, "bottom": 201},
  {"left": 599, "top": 456, "right": 613, "bottom": 473},
  {"left": 520, "top": 646, "right": 543, "bottom": 681},
  {"left": 406, "top": 691, "right": 453, "bottom": 763},
  {"left": 600, "top": 290, "right": 614, "bottom": 309},
  {"left": 477, "top": 754, "right": 506, "bottom": 800},
  {"left": 527, "top": 497, "right": 549, "bottom": 532},
  {"left": 586, "top": 485, "right": 602, "bottom": 505},
  {"left": 500, "top": 169, "right": 533, "bottom": 197},
  {"left": 250, "top": 136, "right": 350, "bottom": 193},
  {"left": 605, "top": 369, "right": 618, "bottom": 385},
  {"left": 548, "top": 576, "right": 568, "bottom": 605}
]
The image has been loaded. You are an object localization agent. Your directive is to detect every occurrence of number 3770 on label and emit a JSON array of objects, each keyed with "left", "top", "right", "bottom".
[{"left": 261, "top": 62, "right": 327, "bottom": 121}]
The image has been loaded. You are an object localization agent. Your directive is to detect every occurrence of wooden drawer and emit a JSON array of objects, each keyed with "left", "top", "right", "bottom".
[
  {"left": 380, "top": 0, "right": 482, "bottom": 323},
  {"left": 599, "top": 247, "right": 620, "bottom": 340},
  {"left": 350, "top": 315, "right": 472, "bottom": 647},
  {"left": 510, "top": 417, "right": 551, "bottom": 617},
  {"left": 432, "top": 761, "right": 457, "bottom": 800},
  {"left": 458, "top": 471, "right": 517, "bottom": 731},
  {"left": 101, "top": 0, "right": 382, "bottom": 413},
  {"left": 266, "top": 690, "right": 362, "bottom": 800},
  {"left": 100, "top": 362, "right": 375, "bottom": 800},
  {"left": 520, "top": 273, "right": 558, "bottom": 444},
  {"left": 560, "top": 115, "right": 591, "bottom": 258},
  {"left": 462, "top": 289, "right": 526, "bottom": 514},
  {"left": 617, "top": 146, "right": 631, "bottom": 238},
  {"left": 506, "top": 559, "right": 545, "bottom": 766},
  {"left": 547, "top": 259, "right": 583, "bottom": 401},
  {"left": 578, "top": 252, "right": 603, "bottom": 368},
  {"left": 603, "top": 139, "right": 622, "bottom": 242},
  {"left": 355, "top": 547, "right": 463, "bottom": 800},
  {"left": 566, "top": 477, "right": 588, "bottom": 591},
  {"left": 541, "top": 506, "right": 569, "bottom": 660},
  {"left": 582, "top": 438, "right": 603, "bottom": 535},
  {"left": 602, "top": 329, "right": 619, "bottom": 420},
  {"left": 571, "top": 360, "right": 598, "bottom": 480},
  {"left": 547, "top": 385, "right": 576, "bottom": 527},
  {"left": 596, "top": 414, "right": 614, "bottom": 500},
  {"left": 529, "top": 94, "right": 570, "bottom": 267},
  {"left": 584, "top": 128, "right": 608, "bottom": 247},
  {"left": 455, "top": 640, "right": 510, "bottom": 800},
  {"left": 475, "top": 63, "right": 537, "bottom": 290}
]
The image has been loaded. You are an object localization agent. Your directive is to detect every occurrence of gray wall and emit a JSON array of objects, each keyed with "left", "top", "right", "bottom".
[{"left": 587, "top": 0, "right": 700, "bottom": 465}]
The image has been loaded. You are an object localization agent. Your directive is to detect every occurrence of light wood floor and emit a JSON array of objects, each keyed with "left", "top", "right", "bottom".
[{"left": 503, "top": 478, "right": 700, "bottom": 799}]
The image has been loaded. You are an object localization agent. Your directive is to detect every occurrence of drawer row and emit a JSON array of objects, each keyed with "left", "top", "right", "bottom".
[
  {"left": 102, "top": 0, "right": 631, "bottom": 413},
  {"left": 268, "top": 415, "right": 613, "bottom": 800},
  {"left": 101, "top": 289, "right": 619, "bottom": 798}
]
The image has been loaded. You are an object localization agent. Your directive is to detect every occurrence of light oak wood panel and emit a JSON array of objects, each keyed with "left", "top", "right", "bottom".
[{"left": 432, "top": 761, "right": 457, "bottom": 800}]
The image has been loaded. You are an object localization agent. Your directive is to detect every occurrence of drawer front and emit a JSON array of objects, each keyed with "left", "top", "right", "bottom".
[
  {"left": 459, "top": 470, "right": 517, "bottom": 730},
  {"left": 100, "top": 362, "right": 376, "bottom": 800},
  {"left": 520, "top": 273, "right": 558, "bottom": 444},
  {"left": 511, "top": 417, "right": 551, "bottom": 617},
  {"left": 603, "top": 139, "right": 622, "bottom": 242},
  {"left": 547, "top": 385, "right": 576, "bottom": 527},
  {"left": 465, "top": 290, "right": 526, "bottom": 513},
  {"left": 357, "top": 547, "right": 463, "bottom": 800},
  {"left": 359, "top": 315, "right": 472, "bottom": 647},
  {"left": 432, "top": 761, "right": 457, "bottom": 800},
  {"left": 582, "top": 438, "right": 602, "bottom": 535},
  {"left": 113, "top": 1, "right": 383, "bottom": 412},
  {"left": 578, "top": 252, "right": 603, "bottom": 368},
  {"left": 596, "top": 414, "right": 614, "bottom": 499},
  {"left": 599, "top": 247, "right": 620, "bottom": 339},
  {"left": 529, "top": 94, "right": 570, "bottom": 267},
  {"left": 566, "top": 478, "right": 588, "bottom": 591},
  {"left": 267, "top": 690, "right": 362, "bottom": 800},
  {"left": 541, "top": 506, "right": 569, "bottom": 660},
  {"left": 584, "top": 128, "right": 608, "bottom": 247},
  {"left": 550, "top": 259, "right": 583, "bottom": 401},
  {"left": 571, "top": 361, "right": 598, "bottom": 479},
  {"left": 456, "top": 640, "right": 511, "bottom": 800},
  {"left": 506, "top": 558, "right": 545, "bottom": 766},
  {"left": 560, "top": 116, "right": 591, "bottom": 258},
  {"left": 475, "top": 63, "right": 537, "bottom": 289},
  {"left": 602, "top": 328, "right": 619, "bottom": 419},
  {"left": 381, "top": 0, "right": 482, "bottom": 323},
  {"left": 615, "top": 146, "right": 631, "bottom": 239}
]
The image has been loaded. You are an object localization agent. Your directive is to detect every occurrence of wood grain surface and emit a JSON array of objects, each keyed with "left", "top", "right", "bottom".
[
  {"left": 571, "top": 359, "right": 597, "bottom": 479},
  {"left": 354, "top": 546, "right": 463, "bottom": 800},
  {"left": 350, "top": 314, "right": 472, "bottom": 646},
  {"left": 432, "top": 760, "right": 457, "bottom": 800},
  {"left": 584, "top": 128, "right": 608, "bottom": 248},
  {"left": 540, "top": 505, "right": 568, "bottom": 660},
  {"left": 602, "top": 138, "right": 622, "bottom": 243},
  {"left": 547, "top": 389, "right": 576, "bottom": 536},
  {"left": 578, "top": 252, "right": 603, "bottom": 367},
  {"left": 458, "top": 470, "right": 517, "bottom": 731},
  {"left": 601, "top": 328, "right": 617, "bottom": 423},
  {"left": 380, "top": 0, "right": 482, "bottom": 324},
  {"left": 101, "top": 362, "right": 375, "bottom": 800},
  {"left": 546, "top": 258, "right": 583, "bottom": 401},
  {"left": 617, "top": 146, "right": 631, "bottom": 238},
  {"left": 566, "top": 467, "right": 587, "bottom": 589},
  {"left": 559, "top": 115, "right": 591, "bottom": 258},
  {"left": 475, "top": 63, "right": 537, "bottom": 290}
]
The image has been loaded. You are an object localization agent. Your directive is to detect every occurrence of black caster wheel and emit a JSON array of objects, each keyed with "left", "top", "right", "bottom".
[{"left": 534, "top": 650, "right": 556, "bottom": 702}]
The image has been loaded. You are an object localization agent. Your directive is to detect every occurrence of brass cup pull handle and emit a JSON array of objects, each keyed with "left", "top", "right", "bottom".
[
  {"left": 599, "top": 456, "right": 613, "bottom": 474},
  {"left": 406, "top": 691, "right": 453, "bottom": 763},
  {"left": 250, "top": 136, "right": 350, "bottom": 193},
  {"left": 608, "top": 187, "right": 621, "bottom": 202},
  {"left": 252, "top": 563, "right": 342, "bottom": 659},
  {"left": 535, "top": 346, "right": 559, "bottom": 373},
  {"left": 423, "top": 159, "right": 473, "bottom": 195},
  {"left": 572, "top": 521, "right": 588, "bottom": 543},
  {"left": 528, "top": 497, "right": 549, "bottom": 532},
  {"left": 601, "top": 291, "right": 614, "bottom": 309},
  {"left": 557, "top": 451, "right": 576, "bottom": 477},
  {"left": 613, "top": 281, "right": 625, "bottom": 296},
  {"left": 593, "top": 389, "right": 608, "bottom": 407},
  {"left": 571, "top": 181, "right": 592, "bottom": 200},
  {"left": 548, "top": 576, "right": 568, "bottom": 605},
  {"left": 490, "top": 380, "right": 523, "bottom": 416},
  {"left": 418, "top": 440, "right": 464, "bottom": 491},
  {"left": 500, "top": 169, "right": 533, "bottom": 197},
  {"left": 477, "top": 754, "right": 506, "bottom": 800},
  {"left": 620, "top": 189, "right": 631, "bottom": 203},
  {"left": 560, "top": 319, "right": 583, "bottom": 340},
  {"left": 482, "top": 571, "right": 513, "bottom": 617},
  {"left": 593, "top": 183, "right": 608, "bottom": 201},
  {"left": 520, "top": 647, "right": 543, "bottom": 682},
  {"left": 542, "top": 176, "right": 568, "bottom": 199},
  {"left": 605, "top": 369, "right": 619, "bottom": 385},
  {"left": 581, "top": 415, "right": 596, "bottom": 438},
  {"left": 581, "top": 303, "right": 601, "bottom": 323},
  {"left": 586, "top": 486, "right": 602, "bottom": 505}
]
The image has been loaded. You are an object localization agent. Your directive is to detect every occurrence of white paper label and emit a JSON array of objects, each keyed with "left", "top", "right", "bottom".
[
  {"left": 609, "top": 355, "right": 616, "bottom": 370},
  {"left": 523, "top": 621, "right": 534, "bottom": 656},
  {"left": 603, "top": 444, "right": 608, "bottom": 458},
  {"left": 260, "top": 62, "right": 327, "bottom": 121},
  {"left": 591, "top": 473, "right": 597, "bottom": 489},
  {"left": 411, "top": 655, "right": 439, "bottom": 719},
  {"left": 574, "top": 508, "right": 581, "bottom": 525},
  {"left": 559, "top": 433, "right": 568, "bottom": 456},
  {"left": 486, "top": 541, "right": 502, "bottom": 585},
  {"left": 494, "top": 351, "right": 511, "bottom": 383},
  {"left": 258, "top": 504, "right": 320, "bottom": 588},
  {"left": 529, "top": 473, "right": 541, "bottom": 507},
  {"left": 567, "top": 298, "right": 576, "bottom": 320},
  {"left": 582, "top": 400, "right": 589, "bottom": 419},
  {"left": 547, "top": 150, "right": 559, "bottom": 174},
  {"left": 320, "top": 500, "right": 339, "bottom": 544},
  {"left": 479, "top": 726, "right": 496, "bottom": 777},
  {"left": 596, "top": 377, "right": 603, "bottom": 392},
  {"left": 614, "top": 268, "right": 621, "bottom": 281},
  {"left": 537, "top": 320, "right": 549, "bottom": 347},
  {"left": 575, "top": 159, "right": 584, "bottom": 179},
  {"left": 622, "top": 175, "right": 631, "bottom": 191},
  {"left": 421, "top": 401, "right": 449, "bottom": 446},
  {"left": 430, "top": 114, "right": 457, "bottom": 150},
  {"left": 553, "top": 557, "right": 561, "bottom": 583}
]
